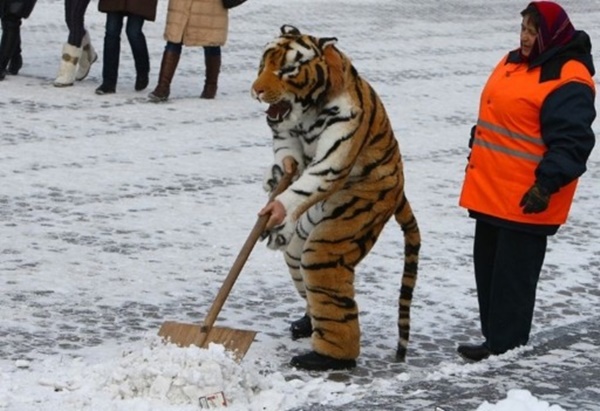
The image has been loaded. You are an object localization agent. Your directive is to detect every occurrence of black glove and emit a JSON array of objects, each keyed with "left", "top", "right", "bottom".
[
  {"left": 468, "top": 125, "right": 476, "bottom": 148},
  {"left": 519, "top": 183, "right": 550, "bottom": 214},
  {"left": 465, "top": 125, "right": 476, "bottom": 168}
]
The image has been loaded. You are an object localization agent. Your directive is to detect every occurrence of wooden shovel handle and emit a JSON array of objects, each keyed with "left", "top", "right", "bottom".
[{"left": 198, "top": 165, "right": 297, "bottom": 343}]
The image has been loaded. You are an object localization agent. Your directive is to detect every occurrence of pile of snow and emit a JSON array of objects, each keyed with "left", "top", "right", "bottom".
[
  {"left": 0, "top": 337, "right": 568, "bottom": 410},
  {"left": 0, "top": 336, "right": 366, "bottom": 411},
  {"left": 477, "top": 389, "right": 565, "bottom": 411}
]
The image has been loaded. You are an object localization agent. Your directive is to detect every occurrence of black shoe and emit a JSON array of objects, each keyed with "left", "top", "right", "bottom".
[
  {"left": 95, "top": 84, "right": 116, "bottom": 95},
  {"left": 290, "top": 351, "right": 356, "bottom": 371},
  {"left": 135, "top": 73, "right": 149, "bottom": 91},
  {"left": 457, "top": 343, "right": 492, "bottom": 362},
  {"left": 0, "top": 69, "right": 6, "bottom": 81},
  {"left": 8, "top": 54, "right": 22, "bottom": 75},
  {"left": 290, "top": 314, "right": 312, "bottom": 340}
]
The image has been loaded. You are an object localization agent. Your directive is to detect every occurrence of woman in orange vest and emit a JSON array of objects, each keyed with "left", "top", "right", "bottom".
[{"left": 458, "top": 1, "right": 595, "bottom": 361}]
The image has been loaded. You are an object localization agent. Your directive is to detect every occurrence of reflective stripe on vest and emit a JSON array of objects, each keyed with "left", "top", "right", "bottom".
[{"left": 475, "top": 119, "right": 545, "bottom": 162}]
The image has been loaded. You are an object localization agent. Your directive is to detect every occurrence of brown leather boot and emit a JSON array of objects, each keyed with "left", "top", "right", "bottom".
[
  {"left": 148, "top": 50, "right": 181, "bottom": 102},
  {"left": 200, "top": 54, "right": 221, "bottom": 99}
]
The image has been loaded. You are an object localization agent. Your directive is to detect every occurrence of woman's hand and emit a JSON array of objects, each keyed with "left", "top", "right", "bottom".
[{"left": 259, "top": 200, "right": 286, "bottom": 230}]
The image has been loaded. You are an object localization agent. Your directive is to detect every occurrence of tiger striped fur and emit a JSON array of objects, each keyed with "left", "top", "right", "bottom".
[{"left": 251, "top": 25, "right": 420, "bottom": 362}]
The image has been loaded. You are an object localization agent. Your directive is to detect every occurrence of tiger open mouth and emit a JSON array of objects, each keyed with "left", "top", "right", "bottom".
[{"left": 266, "top": 100, "right": 292, "bottom": 123}]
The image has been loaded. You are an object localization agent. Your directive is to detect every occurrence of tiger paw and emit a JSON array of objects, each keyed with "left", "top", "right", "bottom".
[
  {"left": 290, "top": 314, "right": 312, "bottom": 340},
  {"left": 263, "top": 164, "right": 284, "bottom": 192},
  {"left": 263, "top": 219, "right": 295, "bottom": 250}
]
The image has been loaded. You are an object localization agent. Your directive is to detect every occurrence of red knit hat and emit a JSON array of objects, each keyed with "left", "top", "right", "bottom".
[{"left": 528, "top": 1, "right": 575, "bottom": 60}]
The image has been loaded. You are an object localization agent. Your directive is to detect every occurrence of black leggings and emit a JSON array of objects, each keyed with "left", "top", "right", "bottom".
[{"left": 64, "top": 0, "right": 91, "bottom": 47}]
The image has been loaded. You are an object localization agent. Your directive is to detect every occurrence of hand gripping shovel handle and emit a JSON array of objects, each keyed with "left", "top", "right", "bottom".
[{"left": 198, "top": 166, "right": 297, "bottom": 345}]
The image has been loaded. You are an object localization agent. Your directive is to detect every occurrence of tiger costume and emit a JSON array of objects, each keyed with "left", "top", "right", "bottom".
[{"left": 251, "top": 25, "right": 420, "bottom": 370}]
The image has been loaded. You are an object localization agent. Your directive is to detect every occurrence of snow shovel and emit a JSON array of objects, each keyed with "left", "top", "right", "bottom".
[{"left": 158, "top": 167, "right": 296, "bottom": 361}]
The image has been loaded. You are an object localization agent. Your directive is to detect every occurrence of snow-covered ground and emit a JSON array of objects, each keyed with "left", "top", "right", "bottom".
[{"left": 1, "top": 1, "right": 599, "bottom": 410}]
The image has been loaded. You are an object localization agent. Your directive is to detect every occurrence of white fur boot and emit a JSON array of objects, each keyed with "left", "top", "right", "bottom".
[
  {"left": 54, "top": 43, "right": 82, "bottom": 87},
  {"left": 76, "top": 31, "right": 97, "bottom": 81}
]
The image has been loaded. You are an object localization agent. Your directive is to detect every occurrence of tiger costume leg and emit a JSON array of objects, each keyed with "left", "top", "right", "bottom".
[
  {"left": 284, "top": 205, "right": 320, "bottom": 340},
  {"left": 283, "top": 183, "right": 419, "bottom": 370},
  {"left": 284, "top": 189, "right": 420, "bottom": 369}
]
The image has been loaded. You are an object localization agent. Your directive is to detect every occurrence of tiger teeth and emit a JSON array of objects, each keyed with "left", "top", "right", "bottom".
[{"left": 266, "top": 102, "right": 292, "bottom": 122}]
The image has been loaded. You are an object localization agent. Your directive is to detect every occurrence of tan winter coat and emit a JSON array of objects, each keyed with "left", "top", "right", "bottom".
[
  {"left": 164, "top": 0, "right": 228, "bottom": 47},
  {"left": 98, "top": 0, "right": 159, "bottom": 21}
]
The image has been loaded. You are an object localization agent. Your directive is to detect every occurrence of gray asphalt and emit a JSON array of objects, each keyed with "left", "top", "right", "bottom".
[{"left": 291, "top": 317, "right": 600, "bottom": 410}]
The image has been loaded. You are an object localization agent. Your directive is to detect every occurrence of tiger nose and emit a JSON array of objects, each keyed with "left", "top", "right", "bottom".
[{"left": 251, "top": 84, "right": 263, "bottom": 101}]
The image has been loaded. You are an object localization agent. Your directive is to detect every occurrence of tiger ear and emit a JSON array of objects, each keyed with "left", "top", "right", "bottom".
[
  {"left": 318, "top": 37, "right": 338, "bottom": 50},
  {"left": 281, "top": 25, "right": 301, "bottom": 36},
  {"left": 323, "top": 44, "right": 345, "bottom": 98}
]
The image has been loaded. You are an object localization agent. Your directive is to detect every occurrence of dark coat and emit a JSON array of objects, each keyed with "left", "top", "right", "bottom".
[
  {"left": 98, "top": 0, "right": 158, "bottom": 22},
  {"left": 0, "top": 0, "right": 37, "bottom": 19}
]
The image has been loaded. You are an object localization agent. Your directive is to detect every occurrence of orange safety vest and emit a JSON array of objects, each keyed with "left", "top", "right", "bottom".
[{"left": 459, "top": 56, "right": 595, "bottom": 225}]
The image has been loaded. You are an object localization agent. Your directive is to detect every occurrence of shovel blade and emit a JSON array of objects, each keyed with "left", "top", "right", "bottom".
[{"left": 158, "top": 321, "right": 257, "bottom": 361}]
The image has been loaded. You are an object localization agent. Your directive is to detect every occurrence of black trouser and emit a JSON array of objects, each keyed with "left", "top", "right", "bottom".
[
  {"left": 473, "top": 220, "right": 547, "bottom": 353},
  {"left": 102, "top": 12, "right": 148, "bottom": 87},
  {"left": 0, "top": 14, "right": 21, "bottom": 71},
  {"left": 64, "top": 0, "right": 90, "bottom": 47}
]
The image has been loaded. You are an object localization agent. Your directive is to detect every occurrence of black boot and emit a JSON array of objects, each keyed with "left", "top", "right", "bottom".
[
  {"left": 0, "top": 16, "right": 21, "bottom": 80},
  {"left": 135, "top": 72, "right": 149, "bottom": 91},
  {"left": 290, "top": 351, "right": 357, "bottom": 371},
  {"left": 8, "top": 38, "right": 22, "bottom": 75},
  {"left": 457, "top": 343, "right": 492, "bottom": 362},
  {"left": 8, "top": 52, "right": 22, "bottom": 75},
  {"left": 290, "top": 314, "right": 312, "bottom": 340},
  {"left": 95, "top": 83, "right": 116, "bottom": 95},
  {"left": 129, "top": 27, "right": 150, "bottom": 91}
]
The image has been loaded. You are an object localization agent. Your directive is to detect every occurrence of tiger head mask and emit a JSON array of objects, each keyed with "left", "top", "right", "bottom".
[{"left": 251, "top": 25, "right": 348, "bottom": 125}]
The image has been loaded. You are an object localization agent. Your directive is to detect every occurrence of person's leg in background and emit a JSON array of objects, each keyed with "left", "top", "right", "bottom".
[
  {"left": 73, "top": 0, "right": 96, "bottom": 81},
  {"left": 0, "top": 14, "right": 22, "bottom": 80},
  {"left": 96, "top": 11, "right": 123, "bottom": 94},
  {"left": 7, "top": 34, "right": 22, "bottom": 75},
  {"left": 65, "top": 0, "right": 89, "bottom": 48},
  {"left": 124, "top": 14, "right": 150, "bottom": 91},
  {"left": 200, "top": 46, "right": 221, "bottom": 99},
  {"left": 55, "top": 0, "right": 94, "bottom": 86},
  {"left": 148, "top": 41, "right": 182, "bottom": 102}
]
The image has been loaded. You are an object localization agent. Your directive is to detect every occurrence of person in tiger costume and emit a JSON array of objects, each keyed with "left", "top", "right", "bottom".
[{"left": 252, "top": 25, "right": 421, "bottom": 371}]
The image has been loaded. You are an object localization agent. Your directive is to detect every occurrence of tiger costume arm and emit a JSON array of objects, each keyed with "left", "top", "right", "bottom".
[
  {"left": 262, "top": 133, "right": 304, "bottom": 192},
  {"left": 277, "top": 93, "right": 364, "bottom": 220}
]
